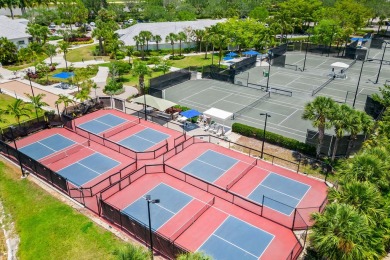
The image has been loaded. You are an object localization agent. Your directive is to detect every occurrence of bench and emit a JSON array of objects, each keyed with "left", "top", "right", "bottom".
[{"left": 156, "top": 111, "right": 171, "bottom": 120}]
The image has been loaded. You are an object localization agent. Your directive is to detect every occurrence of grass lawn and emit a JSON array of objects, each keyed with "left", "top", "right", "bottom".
[
  {"left": 0, "top": 94, "right": 44, "bottom": 129},
  {"left": 67, "top": 44, "right": 110, "bottom": 62},
  {"left": 0, "top": 160, "right": 130, "bottom": 259},
  {"left": 120, "top": 70, "right": 165, "bottom": 87},
  {"left": 169, "top": 53, "right": 222, "bottom": 68}
]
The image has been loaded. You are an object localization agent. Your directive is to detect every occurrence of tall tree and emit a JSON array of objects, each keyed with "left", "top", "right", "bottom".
[
  {"left": 165, "top": 33, "right": 177, "bottom": 57},
  {"left": 44, "top": 44, "right": 57, "bottom": 66},
  {"left": 141, "top": 31, "right": 153, "bottom": 51},
  {"left": 132, "top": 61, "right": 151, "bottom": 94},
  {"left": 177, "top": 31, "right": 187, "bottom": 56},
  {"left": 58, "top": 41, "right": 70, "bottom": 70},
  {"left": 57, "top": 0, "right": 88, "bottom": 31},
  {"left": 24, "top": 93, "right": 48, "bottom": 120},
  {"left": 124, "top": 46, "right": 134, "bottom": 64},
  {"left": 192, "top": 29, "right": 205, "bottom": 53},
  {"left": 302, "top": 96, "right": 335, "bottom": 157},
  {"left": 0, "top": 37, "right": 18, "bottom": 65},
  {"left": 6, "top": 98, "right": 31, "bottom": 126},
  {"left": 0, "top": 0, "right": 19, "bottom": 19},
  {"left": 329, "top": 104, "right": 353, "bottom": 161},
  {"left": 26, "top": 23, "right": 50, "bottom": 44},
  {"left": 154, "top": 34, "right": 162, "bottom": 51}
]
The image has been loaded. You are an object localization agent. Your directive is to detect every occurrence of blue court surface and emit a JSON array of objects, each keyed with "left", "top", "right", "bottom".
[
  {"left": 182, "top": 150, "right": 238, "bottom": 183},
  {"left": 199, "top": 216, "right": 274, "bottom": 260},
  {"left": 119, "top": 128, "right": 169, "bottom": 152},
  {"left": 78, "top": 114, "right": 127, "bottom": 134},
  {"left": 19, "top": 134, "right": 75, "bottom": 161},
  {"left": 122, "top": 183, "right": 192, "bottom": 230},
  {"left": 249, "top": 173, "right": 311, "bottom": 215},
  {"left": 57, "top": 153, "right": 120, "bottom": 186}
]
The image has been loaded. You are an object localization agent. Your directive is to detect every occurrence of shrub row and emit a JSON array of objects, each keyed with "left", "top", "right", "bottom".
[
  {"left": 69, "top": 40, "right": 94, "bottom": 45},
  {"left": 68, "top": 37, "right": 92, "bottom": 42},
  {"left": 232, "top": 122, "right": 316, "bottom": 156}
]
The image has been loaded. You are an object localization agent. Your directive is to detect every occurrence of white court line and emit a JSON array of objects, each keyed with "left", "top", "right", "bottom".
[
  {"left": 209, "top": 93, "right": 234, "bottom": 107},
  {"left": 278, "top": 109, "right": 299, "bottom": 125},
  {"left": 196, "top": 159, "right": 227, "bottom": 172},
  {"left": 259, "top": 184, "right": 301, "bottom": 201},
  {"left": 212, "top": 234, "right": 259, "bottom": 259}
]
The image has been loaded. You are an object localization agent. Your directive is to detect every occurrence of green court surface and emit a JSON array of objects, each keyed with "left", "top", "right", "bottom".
[{"left": 164, "top": 47, "right": 390, "bottom": 142}]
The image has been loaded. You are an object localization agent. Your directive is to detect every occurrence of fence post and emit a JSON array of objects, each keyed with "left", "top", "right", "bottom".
[
  {"left": 292, "top": 209, "right": 297, "bottom": 230},
  {"left": 261, "top": 195, "right": 265, "bottom": 215}
]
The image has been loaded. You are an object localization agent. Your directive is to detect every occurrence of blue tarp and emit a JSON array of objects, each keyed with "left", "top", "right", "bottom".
[
  {"left": 243, "top": 50, "right": 260, "bottom": 56},
  {"left": 226, "top": 52, "right": 238, "bottom": 57},
  {"left": 351, "top": 37, "right": 368, "bottom": 42},
  {"left": 53, "top": 72, "right": 75, "bottom": 79},
  {"left": 180, "top": 109, "right": 201, "bottom": 119}
]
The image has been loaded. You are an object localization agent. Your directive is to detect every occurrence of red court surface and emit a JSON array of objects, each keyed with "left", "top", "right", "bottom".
[
  {"left": 165, "top": 141, "right": 328, "bottom": 228},
  {"left": 101, "top": 166, "right": 301, "bottom": 260},
  {"left": 73, "top": 109, "right": 185, "bottom": 151}
]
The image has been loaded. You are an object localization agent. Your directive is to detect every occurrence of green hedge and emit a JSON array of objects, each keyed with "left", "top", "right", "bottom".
[{"left": 232, "top": 123, "right": 316, "bottom": 156}]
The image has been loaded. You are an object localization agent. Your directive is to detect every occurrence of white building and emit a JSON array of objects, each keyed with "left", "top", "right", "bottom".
[
  {"left": 116, "top": 19, "right": 225, "bottom": 50},
  {"left": 0, "top": 15, "right": 30, "bottom": 49}
]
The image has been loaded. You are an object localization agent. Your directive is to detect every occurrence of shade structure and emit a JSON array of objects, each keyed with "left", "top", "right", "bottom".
[
  {"left": 226, "top": 51, "right": 238, "bottom": 57},
  {"left": 180, "top": 109, "right": 201, "bottom": 119},
  {"left": 223, "top": 56, "right": 233, "bottom": 61},
  {"left": 132, "top": 94, "right": 176, "bottom": 111},
  {"left": 203, "top": 107, "right": 233, "bottom": 121},
  {"left": 243, "top": 50, "right": 260, "bottom": 56},
  {"left": 53, "top": 72, "right": 74, "bottom": 79},
  {"left": 330, "top": 62, "right": 349, "bottom": 69}
]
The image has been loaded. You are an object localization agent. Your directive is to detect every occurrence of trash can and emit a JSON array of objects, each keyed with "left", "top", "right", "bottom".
[{"left": 264, "top": 71, "right": 269, "bottom": 77}]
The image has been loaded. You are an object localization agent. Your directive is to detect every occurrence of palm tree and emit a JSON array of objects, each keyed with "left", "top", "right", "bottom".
[
  {"left": 310, "top": 203, "right": 380, "bottom": 260},
  {"left": 44, "top": 43, "right": 57, "bottom": 66},
  {"left": 108, "top": 37, "right": 124, "bottom": 60},
  {"left": 25, "top": 93, "right": 48, "bottom": 120},
  {"left": 75, "top": 89, "right": 91, "bottom": 105},
  {"left": 204, "top": 28, "right": 211, "bottom": 59},
  {"left": 0, "top": 109, "right": 8, "bottom": 125},
  {"left": 192, "top": 29, "right": 205, "bottom": 53},
  {"left": 329, "top": 104, "right": 353, "bottom": 161},
  {"left": 132, "top": 61, "right": 151, "bottom": 94},
  {"left": 177, "top": 31, "right": 187, "bottom": 56},
  {"left": 142, "top": 31, "right": 153, "bottom": 51},
  {"left": 58, "top": 41, "right": 70, "bottom": 70},
  {"left": 154, "top": 34, "right": 162, "bottom": 51},
  {"left": 166, "top": 33, "right": 177, "bottom": 57},
  {"left": 124, "top": 46, "right": 134, "bottom": 64},
  {"left": 302, "top": 96, "right": 335, "bottom": 157},
  {"left": 55, "top": 94, "right": 75, "bottom": 115},
  {"left": 346, "top": 111, "right": 373, "bottom": 156},
  {"left": 210, "top": 33, "right": 230, "bottom": 67},
  {"left": 6, "top": 99, "right": 31, "bottom": 126},
  {"left": 133, "top": 35, "right": 140, "bottom": 51},
  {"left": 134, "top": 33, "right": 146, "bottom": 60},
  {"left": 92, "top": 26, "right": 106, "bottom": 55},
  {"left": 158, "top": 60, "right": 171, "bottom": 74}
]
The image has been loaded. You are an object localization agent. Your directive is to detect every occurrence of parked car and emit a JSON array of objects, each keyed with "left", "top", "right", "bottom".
[
  {"left": 75, "top": 22, "right": 81, "bottom": 27},
  {"left": 49, "top": 22, "right": 56, "bottom": 29},
  {"left": 61, "top": 23, "right": 65, "bottom": 28},
  {"left": 85, "top": 25, "right": 92, "bottom": 31},
  {"left": 90, "top": 22, "right": 96, "bottom": 27}
]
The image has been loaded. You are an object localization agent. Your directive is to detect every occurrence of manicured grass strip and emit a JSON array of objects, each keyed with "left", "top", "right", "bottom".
[
  {"left": 67, "top": 44, "right": 110, "bottom": 62},
  {"left": 169, "top": 53, "right": 220, "bottom": 68},
  {"left": 0, "top": 160, "right": 129, "bottom": 259}
]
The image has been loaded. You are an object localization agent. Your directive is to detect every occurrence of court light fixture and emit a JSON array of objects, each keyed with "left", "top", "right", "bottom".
[
  {"left": 145, "top": 195, "right": 160, "bottom": 259},
  {"left": 259, "top": 113, "right": 271, "bottom": 159}
]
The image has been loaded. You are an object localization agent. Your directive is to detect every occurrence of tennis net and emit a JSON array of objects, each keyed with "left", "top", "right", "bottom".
[
  {"left": 40, "top": 140, "right": 90, "bottom": 165},
  {"left": 232, "top": 92, "right": 270, "bottom": 119},
  {"left": 103, "top": 118, "right": 140, "bottom": 138},
  {"left": 226, "top": 159, "right": 257, "bottom": 190},
  {"left": 311, "top": 77, "right": 334, "bottom": 96},
  {"left": 171, "top": 197, "right": 215, "bottom": 241}
]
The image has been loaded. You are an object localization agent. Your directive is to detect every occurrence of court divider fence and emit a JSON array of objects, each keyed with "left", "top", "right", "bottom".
[{"left": 98, "top": 164, "right": 308, "bottom": 259}]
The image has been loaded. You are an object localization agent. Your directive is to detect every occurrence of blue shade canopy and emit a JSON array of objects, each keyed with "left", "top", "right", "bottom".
[
  {"left": 243, "top": 50, "right": 260, "bottom": 55},
  {"left": 53, "top": 72, "right": 75, "bottom": 79},
  {"left": 350, "top": 37, "right": 368, "bottom": 42},
  {"left": 180, "top": 109, "right": 201, "bottom": 119},
  {"left": 226, "top": 51, "right": 238, "bottom": 57},
  {"left": 223, "top": 56, "right": 233, "bottom": 61}
]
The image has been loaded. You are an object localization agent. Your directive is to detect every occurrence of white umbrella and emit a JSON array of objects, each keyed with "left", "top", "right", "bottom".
[{"left": 330, "top": 62, "right": 349, "bottom": 68}]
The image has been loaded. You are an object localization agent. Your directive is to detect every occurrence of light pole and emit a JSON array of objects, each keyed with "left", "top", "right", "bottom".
[
  {"left": 9, "top": 126, "right": 26, "bottom": 178},
  {"left": 266, "top": 51, "right": 273, "bottom": 92},
  {"left": 352, "top": 59, "right": 373, "bottom": 108},
  {"left": 260, "top": 113, "right": 271, "bottom": 159},
  {"left": 375, "top": 41, "right": 389, "bottom": 84},
  {"left": 145, "top": 195, "right": 159, "bottom": 259},
  {"left": 141, "top": 83, "right": 147, "bottom": 121},
  {"left": 302, "top": 34, "right": 311, "bottom": 71}
]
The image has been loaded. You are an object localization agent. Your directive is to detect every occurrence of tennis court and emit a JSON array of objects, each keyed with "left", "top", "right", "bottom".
[
  {"left": 77, "top": 114, "right": 128, "bottom": 134},
  {"left": 123, "top": 183, "right": 192, "bottom": 230},
  {"left": 57, "top": 153, "right": 120, "bottom": 186},
  {"left": 119, "top": 128, "right": 170, "bottom": 152},
  {"left": 198, "top": 216, "right": 274, "bottom": 260},
  {"left": 19, "top": 134, "right": 75, "bottom": 160},
  {"left": 182, "top": 150, "right": 238, "bottom": 183},
  {"left": 248, "top": 173, "right": 310, "bottom": 215}
]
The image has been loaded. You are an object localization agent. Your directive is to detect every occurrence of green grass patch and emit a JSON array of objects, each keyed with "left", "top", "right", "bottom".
[
  {"left": 0, "top": 94, "right": 44, "bottom": 128},
  {"left": 169, "top": 53, "right": 220, "bottom": 68},
  {"left": 67, "top": 44, "right": 110, "bottom": 62},
  {"left": 5, "top": 63, "right": 36, "bottom": 71},
  {"left": 0, "top": 160, "right": 129, "bottom": 259},
  {"left": 119, "top": 70, "right": 165, "bottom": 87}
]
